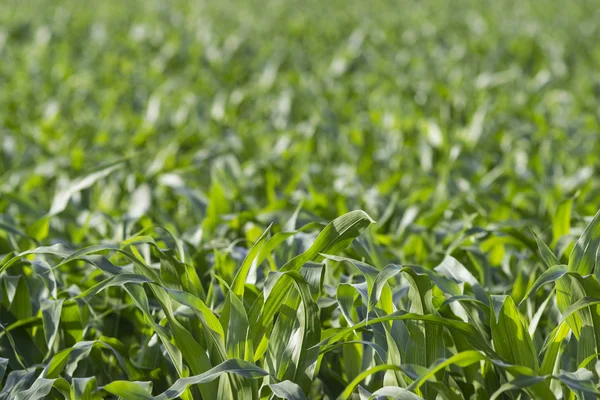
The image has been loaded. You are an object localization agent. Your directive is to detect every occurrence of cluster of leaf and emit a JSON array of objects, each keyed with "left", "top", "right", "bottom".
[
  {"left": 3, "top": 204, "right": 600, "bottom": 399},
  {"left": 2, "top": 0, "right": 600, "bottom": 398}
]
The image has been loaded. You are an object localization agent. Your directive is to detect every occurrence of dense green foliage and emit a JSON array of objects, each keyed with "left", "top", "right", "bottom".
[{"left": 1, "top": 0, "right": 600, "bottom": 398}]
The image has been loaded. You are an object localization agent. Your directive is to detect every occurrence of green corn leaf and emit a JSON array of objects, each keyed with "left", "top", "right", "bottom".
[
  {"left": 490, "top": 295, "right": 538, "bottom": 371},
  {"left": 102, "top": 381, "right": 154, "bottom": 400},
  {"left": 104, "top": 359, "right": 269, "bottom": 400},
  {"left": 521, "top": 265, "right": 568, "bottom": 305},
  {"left": 554, "top": 369, "right": 600, "bottom": 395},
  {"left": 15, "top": 378, "right": 58, "bottom": 400},
  {"left": 223, "top": 291, "right": 252, "bottom": 361},
  {"left": 490, "top": 375, "right": 549, "bottom": 400},
  {"left": 552, "top": 199, "right": 573, "bottom": 247},
  {"left": 282, "top": 210, "right": 375, "bottom": 272},
  {"left": 8, "top": 276, "right": 32, "bottom": 321},
  {"left": 368, "top": 387, "right": 423, "bottom": 399},
  {"left": 532, "top": 230, "right": 561, "bottom": 269},
  {"left": 369, "top": 264, "right": 402, "bottom": 312},
  {"left": 70, "top": 377, "right": 98, "bottom": 400},
  {"left": 569, "top": 209, "right": 600, "bottom": 276},
  {"left": 540, "top": 322, "right": 572, "bottom": 375},
  {"left": 0, "top": 358, "right": 9, "bottom": 383},
  {"left": 41, "top": 299, "right": 63, "bottom": 359},
  {"left": 268, "top": 380, "right": 308, "bottom": 400},
  {"left": 75, "top": 274, "right": 153, "bottom": 299},
  {"left": 318, "top": 311, "right": 496, "bottom": 358},
  {"left": 407, "top": 351, "right": 486, "bottom": 392},
  {"left": 337, "top": 364, "right": 403, "bottom": 400},
  {"left": 230, "top": 224, "right": 272, "bottom": 298},
  {"left": 559, "top": 296, "right": 600, "bottom": 324}
]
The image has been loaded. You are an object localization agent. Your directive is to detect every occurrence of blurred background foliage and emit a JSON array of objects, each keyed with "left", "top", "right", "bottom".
[{"left": 2, "top": 0, "right": 599, "bottom": 244}]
